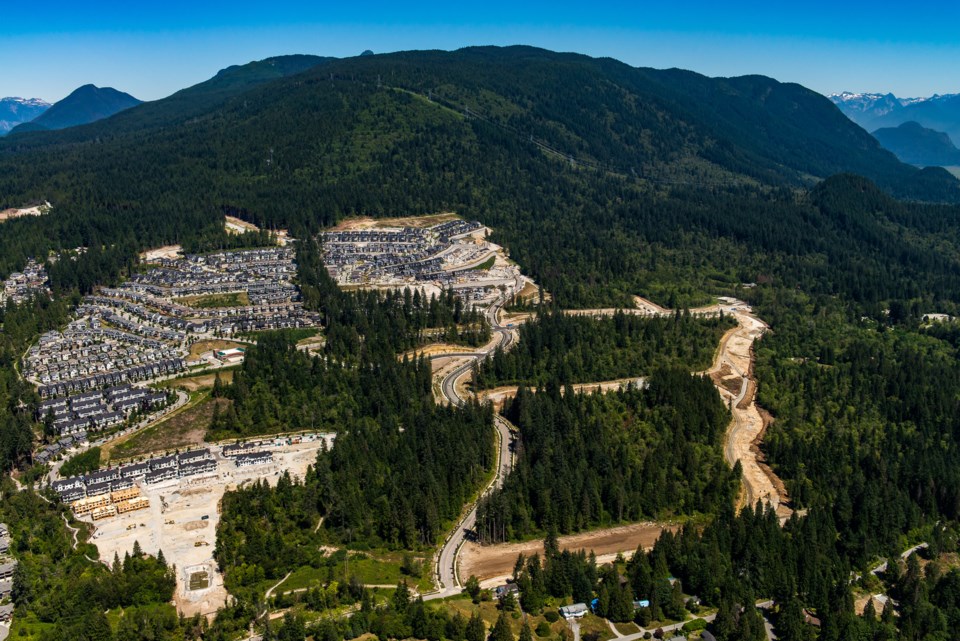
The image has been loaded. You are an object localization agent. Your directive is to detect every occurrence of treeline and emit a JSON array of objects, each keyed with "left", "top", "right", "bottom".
[
  {"left": 180, "top": 226, "right": 279, "bottom": 254},
  {"left": 476, "top": 369, "right": 736, "bottom": 542},
  {"left": 477, "top": 310, "right": 732, "bottom": 388}
]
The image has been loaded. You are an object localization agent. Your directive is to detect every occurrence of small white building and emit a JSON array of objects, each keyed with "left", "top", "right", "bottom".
[{"left": 559, "top": 603, "right": 588, "bottom": 619}]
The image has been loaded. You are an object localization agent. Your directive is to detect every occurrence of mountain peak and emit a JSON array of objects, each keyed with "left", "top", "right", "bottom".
[
  {"left": 9, "top": 84, "right": 141, "bottom": 134},
  {"left": 831, "top": 89, "right": 960, "bottom": 152},
  {"left": 873, "top": 120, "right": 960, "bottom": 167}
]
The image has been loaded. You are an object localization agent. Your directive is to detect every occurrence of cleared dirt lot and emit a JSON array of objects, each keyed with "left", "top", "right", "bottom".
[
  {"left": 478, "top": 378, "right": 646, "bottom": 409},
  {"left": 330, "top": 213, "right": 461, "bottom": 231},
  {"left": 140, "top": 245, "right": 183, "bottom": 261},
  {"left": 461, "top": 522, "right": 676, "bottom": 585},
  {"left": 165, "top": 370, "right": 235, "bottom": 393},
  {"left": 83, "top": 440, "right": 329, "bottom": 618},
  {"left": 224, "top": 215, "right": 259, "bottom": 234}
]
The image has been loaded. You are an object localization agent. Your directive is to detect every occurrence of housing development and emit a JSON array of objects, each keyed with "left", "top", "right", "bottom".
[
  {"left": 322, "top": 218, "right": 531, "bottom": 308},
  {"left": 51, "top": 434, "right": 333, "bottom": 617},
  {"left": 0, "top": 257, "right": 49, "bottom": 305},
  {"left": 24, "top": 247, "right": 319, "bottom": 400}
]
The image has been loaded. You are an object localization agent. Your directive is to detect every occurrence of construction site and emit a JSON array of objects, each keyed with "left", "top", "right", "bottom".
[{"left": 78, "top": 437, "right": 333, "bottom": 618}]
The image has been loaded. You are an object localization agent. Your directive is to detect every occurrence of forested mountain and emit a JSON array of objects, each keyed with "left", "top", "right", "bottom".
[
  {"left": 3, "top": 55, "right": 330, "bottom": 147},
  {"left": 9, "top": 84, "right": 140, "bottom": 133},
  {"left": 873, "top": 121, "right": 960, "bottom": 167},
  {"left": 1, "top": 47, "right": 960, "bottom": 310}
]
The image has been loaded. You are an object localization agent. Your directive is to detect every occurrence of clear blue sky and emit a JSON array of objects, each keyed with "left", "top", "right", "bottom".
[{"left": 3, "top": 1, "right": 959, "bottom": 102}]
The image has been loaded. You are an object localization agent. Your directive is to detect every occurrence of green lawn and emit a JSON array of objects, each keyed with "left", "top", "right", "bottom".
[
  {"left": 471, "top": 255, "right": 496, "bottom": 270},
  {"left": 273, "top": 551, "right": 433, "bottom": 596}
]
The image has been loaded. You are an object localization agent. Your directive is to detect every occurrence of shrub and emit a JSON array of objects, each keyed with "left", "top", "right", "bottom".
[
  {"left": 543, "top": 610, "right": 559, "bottom": 623},
  {"left": 536, "top": 622, "right": 552, "bottom": 637},
  {"left": 682, "top": 618, "right": 706, "bottom": 632}
]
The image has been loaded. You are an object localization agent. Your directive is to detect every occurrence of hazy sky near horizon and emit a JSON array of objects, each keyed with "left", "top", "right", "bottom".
[{"left": 3, "top": 1, "right": 959, "bottom": 102}]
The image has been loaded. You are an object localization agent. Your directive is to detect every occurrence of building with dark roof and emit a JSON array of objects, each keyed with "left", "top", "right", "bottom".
[
  {"left": 235, "top": 451, "right": 273, "bottom": 467},
  {"left": 85, "top": 480, "right": 112, "bottom": 497},
  {"left": 144, "top": 468, "right": 176, "bottom": 485},
  {"left": 178, "top": 459, "right": 216, "bottom": 478},
  {"left": 177, "top": 449, "right": 212, "bottom": 465},
  {"left": 120, "top": 461, "right": 150, "bottom": 479}
]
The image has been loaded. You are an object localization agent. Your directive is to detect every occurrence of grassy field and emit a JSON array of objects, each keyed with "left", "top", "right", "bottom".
[
  {"left": 109, "top": 393, "right": 228, "bottom": 461},
  {"left": 273, "top": 550, "right": 434, "bottom": 596},
  {"left": 159, "top": 368, "right": 236, "bottom": 392},
  {"left": 8, "top": 612, "right": 56, "bottom": 641},
  {"left": 174, "top": 291, "right": 250, "bottom": 308}
]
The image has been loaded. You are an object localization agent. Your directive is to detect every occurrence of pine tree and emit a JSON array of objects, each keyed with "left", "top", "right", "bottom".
[
  {"left": 519, "top": 623, "right": 533, "bottom": 641},
  {"left": 489, "top": 611, "right": 514, "bottom": 641},
  {"left": 392, "top": 580, "right": 411, "bottom": 613},
  {"left": 11, "top": 561, "right": 30, "bottom": 607},
  {"left": 466, "top": 612, "right": 486, "bottom": 641}
]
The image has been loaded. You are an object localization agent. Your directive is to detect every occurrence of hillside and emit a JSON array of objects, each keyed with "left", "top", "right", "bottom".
[
  {"left": 0, "top": 97, "right": 49, "bottom": 135},
  {"left": 873, "top": 121, "right": 960, "bottom": 167},
  {"left": 1, "top": 47, "right": 960, "bottom": 307},
  {"left": 2, "top": 55, "right": 330, "bottom": 148},
  {"left": 10, "top": 85, "right": 140, "bottom": 133}
]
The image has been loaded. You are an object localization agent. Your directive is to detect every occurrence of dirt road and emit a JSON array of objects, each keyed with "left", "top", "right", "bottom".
[
  {"left": 707, "top": 310, "right": 792, "bottom": 518},
  {"left": 459, "top": 522, "right": 675, "bottom": 585}
]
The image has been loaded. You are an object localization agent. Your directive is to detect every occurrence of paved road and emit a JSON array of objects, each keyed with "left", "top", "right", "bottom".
[
  {"left": 427, "top": 295, "right": 516, "bottom": 599},
  {"left": 870, "top": 542, "right": 929, "bottom": 576}
]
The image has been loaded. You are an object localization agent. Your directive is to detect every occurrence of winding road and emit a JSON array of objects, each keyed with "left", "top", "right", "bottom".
[
  {"left": 426, "top": 295, "right": 516, "bottom": 599},
  {"left": 426, "top": 295, "right": 788, "bottom": 599}
]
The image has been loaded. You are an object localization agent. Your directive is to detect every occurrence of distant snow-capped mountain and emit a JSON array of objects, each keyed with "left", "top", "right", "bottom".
[
  {"left": 830, "top": 91, "right": 960, "bottom": 146},
  {"left": 0, "top": 97, "right": 51, "bottom": 135}
]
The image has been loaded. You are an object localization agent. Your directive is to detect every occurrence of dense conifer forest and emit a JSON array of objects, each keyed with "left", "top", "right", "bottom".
[
  {"left": 477, "top": 311, "right": 733, "bottom": 388},
  {"left": 476, "top": 370, "right": 736, "bottom": 541}
]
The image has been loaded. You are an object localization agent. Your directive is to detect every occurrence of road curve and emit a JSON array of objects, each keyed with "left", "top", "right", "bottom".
[{"left": 427, "top": 296, "right": 516, "bottom": 599}]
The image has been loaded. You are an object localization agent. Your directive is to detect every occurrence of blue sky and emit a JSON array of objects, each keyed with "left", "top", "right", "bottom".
[{"left": 3, "top": 1, "right": 959, "bottom": 102}]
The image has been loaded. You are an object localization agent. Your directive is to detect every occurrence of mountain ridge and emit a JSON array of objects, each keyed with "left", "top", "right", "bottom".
[{"left": 873, "top": 121, "right": 960, "bottom": 167}]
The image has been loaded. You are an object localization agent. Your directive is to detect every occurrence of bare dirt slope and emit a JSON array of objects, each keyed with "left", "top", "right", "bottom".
[{"left": 460, "top": 522, "right": 675, "bottom": 584}]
